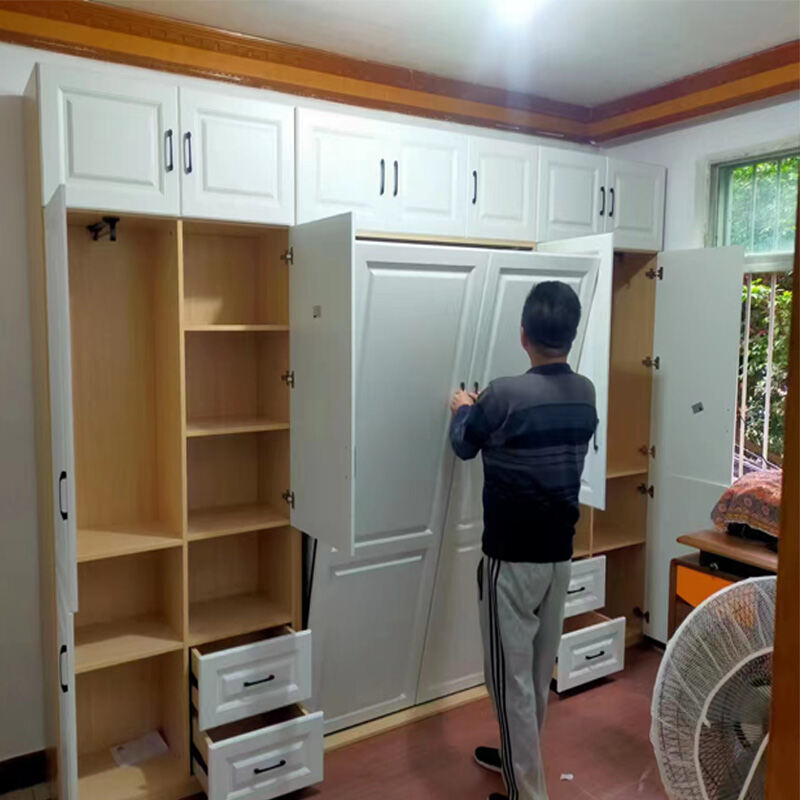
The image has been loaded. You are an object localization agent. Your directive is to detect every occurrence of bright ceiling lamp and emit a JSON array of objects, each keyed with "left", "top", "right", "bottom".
[{"left": 495, "top": 0, "right": 543, "bottom": 24}]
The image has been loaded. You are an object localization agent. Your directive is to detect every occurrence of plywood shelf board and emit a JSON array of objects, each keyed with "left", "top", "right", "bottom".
[
  {"left": 187, "top": 503, "right": 289, "bottom": 540},
  {"left": 186, "top": 417, "right": 290, "bottom": 437},
  {"left": 184, "top": 324, "right": 289, "bottom": 332},
  {"left": 592, "top": 531, "right": 647, "bottom": 554},
  {"left": 77, "top": 525, "right": 182, "bottom": 562},
  {"left": 607, "top": 466, "right": 649, "bottom": 480},
  {"left": 188, "top": 593, "right": 292, "bottom": 646},
  {"left": 74, "top": 616, "right": 183, "bottom": 674}
]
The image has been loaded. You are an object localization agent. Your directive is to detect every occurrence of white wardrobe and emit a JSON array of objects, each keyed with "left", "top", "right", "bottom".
[{"left": 304, "top": 228, "right": 613, "bottom": 732}]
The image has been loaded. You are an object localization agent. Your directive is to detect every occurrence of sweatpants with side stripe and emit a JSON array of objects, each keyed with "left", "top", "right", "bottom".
[{"left": 478, "top": 556, "right": 571, "bottom": 800}]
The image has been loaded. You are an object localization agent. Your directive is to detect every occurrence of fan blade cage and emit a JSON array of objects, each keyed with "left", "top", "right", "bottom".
[{"left": 650, "top": 577, "right": 776, "bottom": 799}]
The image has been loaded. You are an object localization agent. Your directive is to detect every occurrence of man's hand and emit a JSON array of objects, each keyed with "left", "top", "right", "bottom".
[{"left": 450, "top": 389, "right": 478, "bottom": 415}]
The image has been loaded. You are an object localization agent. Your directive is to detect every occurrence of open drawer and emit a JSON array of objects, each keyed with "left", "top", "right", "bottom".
[
  {"left": 192, "top": 705, "right": 323, "bottom": 800},
  {"left": 555, "top": 611, "right": 625, "bottom": 692},
  {"left": 564, "top": 555, "right": 606, "bottom": 619},
  {"left": 192, "top": 627, "right": 312, "bottom": 730}
]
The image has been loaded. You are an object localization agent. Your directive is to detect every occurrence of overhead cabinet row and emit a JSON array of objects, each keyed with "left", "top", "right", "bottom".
[{"left": 34, "top": 65, "right": 665, "bottom": 249}]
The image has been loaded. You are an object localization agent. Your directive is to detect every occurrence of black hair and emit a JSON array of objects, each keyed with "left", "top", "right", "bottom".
[{"left": 521, "top": 281, "right": 581, "bottom": 356}]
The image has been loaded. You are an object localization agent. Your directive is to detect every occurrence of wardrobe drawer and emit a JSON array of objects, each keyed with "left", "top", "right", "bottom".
[
  {"left": 192, "top": 705, "right": 323, "bottom": 800},
  {"left": 192, "top": 627, "right": 312, "bottom": 730},
  {"left": 555, "top": 611, "right": 625, "bottom": 692},
  {"left": 564, "top": 556, "right": 606, "bottom": 618}
]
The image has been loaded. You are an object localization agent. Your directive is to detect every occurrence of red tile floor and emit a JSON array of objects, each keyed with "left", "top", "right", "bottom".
[{"left": 298, "top": 643, "right": 667, "bottom": 800}]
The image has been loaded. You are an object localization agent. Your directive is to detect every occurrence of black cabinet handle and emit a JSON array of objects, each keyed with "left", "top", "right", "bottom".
[
  {"left": 254, "top": 759, "right": 286, "bottom": 775},
  {"left": 393, "top": 160, "right": 398, "bottom": 197},
  {"left": 459, "top": 382, "right": 466, "bottom": 391},
  {"left": 472, "top": 170, "right": 478, "bottom": 204},
  {"left": 183, "top": 132, "right": 193, "bottom": 174},
  {"left": 165, "top": 129, "right": 174, "bottom": 173},
  {"left": 473, "top": 382, "right": 479, "bottom": 394},
  {"left": 609, "top": 187, "right": 615, "bottom": 218},
  {"left": 585, "top": 650, "right": 606, "bottom": 661},
  {"left": 243, "top": 674, "right": 275, "bottom": 688},
  {"left": 58, "top": 470, "right": 68, "bottom": 521},
  {"left": 599, "top": 187, "right": 605, "bottom": 216},
  {"left": 59, "top": 645, "right": 68, "bottom": 693},
  {"left": 379, "top": 158, "right": 385, "bottom": 196},
  {"left": 567, "top": 586, "right": 586, "bottom": 595}
]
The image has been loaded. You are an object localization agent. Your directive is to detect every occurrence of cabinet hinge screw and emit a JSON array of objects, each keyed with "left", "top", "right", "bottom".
[
  {"left": 281, "top": 370, "right": 295, "bottom": 388},
  {"left": 642, "top": 355, "right": 660, "bottom": 369},
  {"left": 639, "top": 445, "right": 656, "bottom": 458},
  {"left": 282, "top": 490, "right": 295, "bottom": 509},
  {"left": 637, "top": 483, "right": 655, "bottom": 498},
  {"left": 281, "top": 247, "right": 294, "bottom": 265},
  {"left": 646, "top": 266, "right": 663, "bottom": 280}
]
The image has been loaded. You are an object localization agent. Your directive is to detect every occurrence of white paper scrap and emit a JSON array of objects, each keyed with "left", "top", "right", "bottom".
[
  {"left": 111, "top": 731, "right": 169, "bottom": 767},
  {"left": 560, "top": 773, "right": 574, "bottom": 781}
]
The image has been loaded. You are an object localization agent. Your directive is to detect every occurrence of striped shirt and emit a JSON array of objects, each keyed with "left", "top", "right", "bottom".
[{"left": 450, "top": 363, "right": 597, "bottom": 563}]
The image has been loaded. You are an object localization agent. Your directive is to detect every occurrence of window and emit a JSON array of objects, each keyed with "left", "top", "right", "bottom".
[{"left": 713, "top": 151, "right": 797, "bottom": 476}]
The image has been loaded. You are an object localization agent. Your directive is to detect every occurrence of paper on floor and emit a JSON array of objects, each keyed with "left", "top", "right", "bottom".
[{"left": 111, "top": 731, "right": 168, "bottom": 767}]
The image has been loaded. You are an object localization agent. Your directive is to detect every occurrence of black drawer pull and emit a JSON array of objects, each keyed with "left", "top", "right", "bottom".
[
  {"left": 243, "top": 674, "right": 275, "bottom": 688},
  {"left": 393, "top": 160, "right": 399, "bottom": 197},
  {"left": 599, "top": 186, "right": 605, "bottom": 216},
  {"left": 379, "top": 158, "right": 385, "bottom": 196},
  {"left": 165, "top": 129, "right": 174, "bottom": 173},
  {"left": 472, "top": 169, "right": 478, "bottom": 204},
  {"left": 59, "top": 645, "right": 68, "bottom": 693},
  {"left": 585, "top": 650, "right": 606, "bottom": 661},
  {"left": 609, "top": 187, "right": 615, "bottom": 218},
  {"left": 58, "top": 471, "right": 68, "bottom": 521},
  {"left": 183, "top": 131, "right": 193, "bottom": 174},
  {"left": 254, "top": 759, "right": 286, "bottom": 775},
  {"left": 567, "top": 586, "right": 586, "bottom": 595}
]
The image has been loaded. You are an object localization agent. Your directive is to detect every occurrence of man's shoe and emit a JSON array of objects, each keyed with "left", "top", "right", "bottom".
[
  {"left": 474, "top": 746, "right": 502, "bottom": 773},
  {"left": 488, "top": 794, "right": 508, "bottom": 800}
]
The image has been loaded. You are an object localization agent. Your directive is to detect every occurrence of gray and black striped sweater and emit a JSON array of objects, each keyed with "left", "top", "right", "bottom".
[{"left": 450, "top": 363, "right": 597, "bottom": 563}]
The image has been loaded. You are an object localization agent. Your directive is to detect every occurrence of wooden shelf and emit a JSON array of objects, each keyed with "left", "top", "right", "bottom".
[
  {"left": 607, "top": 466, "right": 649, "bottom": 480},
  {"left": 593, "top": 529, "right": 647, "bottom": 554},
  {"left": 77, "top": 525, "right": 182, "bottom": 563},
  {"left": 189, "top": 593, "right": 292, "bottom": 646},
  {"left": 78, "top": 749, "right": 197, "bottom": 800},
  {"left": 677, "top": 529, "right": 778, "bottom": 573},
  {"left": 184, "top": 324, "right": 289, "bottom": 333},
  {"left": 186, "top": 417, "right": 290, "bottom": 438},
  {"left": 74, "top": 616, "right": 183, "bottom": 674},
  {"left": 188, "top": 503, "right": 289, "bottom": 540}
]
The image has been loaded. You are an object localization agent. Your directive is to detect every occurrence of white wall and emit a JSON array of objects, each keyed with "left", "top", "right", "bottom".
[{"left": 605, "top": 100, "right": 800, "bottom": 251}]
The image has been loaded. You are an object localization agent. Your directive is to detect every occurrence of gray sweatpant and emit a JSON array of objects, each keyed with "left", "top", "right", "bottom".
[{"left": 478, "top": 556, "right": 571, "bottom": 800}]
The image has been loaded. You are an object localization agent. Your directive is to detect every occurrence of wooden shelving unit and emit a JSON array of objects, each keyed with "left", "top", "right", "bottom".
[{"left": 63, "top": 214, "right": 301, "bottom": 799}]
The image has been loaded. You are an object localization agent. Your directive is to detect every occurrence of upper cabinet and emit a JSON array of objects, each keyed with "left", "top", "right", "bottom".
[
  {"left": 296, "top": 108, "right": 467, "bottom": 237},
  {"left": 36, "top": 64, "right": 180, "bottom": 215},
  {"left": 179, "top": 88, "right": 294, "bottom": 224},
  {"left": 466, "top": 136, "right": 538, "bottom": 241},
  {"left": 537, "top": 146, "right": 666, "bottom": 251},
  {"left": 605, "top": 159, "right": 666, "bottom": 252}
]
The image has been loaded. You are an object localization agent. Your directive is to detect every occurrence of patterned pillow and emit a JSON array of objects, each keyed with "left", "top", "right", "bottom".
[{"left": 711, "top": 470, "right": 782, "bottom": 538}]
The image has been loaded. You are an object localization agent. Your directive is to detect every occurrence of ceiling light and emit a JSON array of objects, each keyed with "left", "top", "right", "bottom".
[{"left": 495, "top": 0, "right": 542, "bottom": 25}]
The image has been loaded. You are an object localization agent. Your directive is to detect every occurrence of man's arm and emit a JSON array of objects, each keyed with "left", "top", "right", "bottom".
[{"left": 449, "top": 383, "right": 503, "bottom": 461}]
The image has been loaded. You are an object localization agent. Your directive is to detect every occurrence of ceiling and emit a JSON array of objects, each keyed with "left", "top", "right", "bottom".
[{"left": 101, "top": 0, "right": 799, "bottom": 107}]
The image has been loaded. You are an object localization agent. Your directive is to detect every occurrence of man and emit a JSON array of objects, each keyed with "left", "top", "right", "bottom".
[{"left": 449, "top": 281, "right": 597, "bottom": 800}]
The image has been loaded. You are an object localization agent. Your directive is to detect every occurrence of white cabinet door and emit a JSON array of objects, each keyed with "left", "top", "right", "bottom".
[
  {"left": 385, "top": 124, "right": 468, "bottom": 237},
  {"left": 537, "top": 147, "right": 606, "bottom": 241},
  {"left": 57, "top": 596, "right": 78, "bottom": 800},
  {"left": 179, "top": 88, "right": 294, "bottom": 224},
  {"left": 37, "top": 65, "right": 179, "bottom": 215},
  {"left": 417, "top": 247, "right": 606, "bottom": 703},
  {"left": 645, "top": 247, "right": 744, "bottom": 642},
  {"left": 605, "top": 159, "right": 665, "bottom": 251},
  {"left": 308, "top": 242, "right": 488, "bottom": 731},
  {"left": 295, "top": 109, "right": 389, "bottom": 229},
  {"left": 467, "top": 136, "right": 538, "bottom": 241},
  {"left": 537, "top": 234, "right": 615, "bottom": 509},
  {"left": 44, "top": 187, "right": 78, "bottom": 612}
]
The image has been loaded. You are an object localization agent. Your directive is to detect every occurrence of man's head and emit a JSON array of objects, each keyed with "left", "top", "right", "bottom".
[{"left": 520, "top": 281, "right": 581, "bottom": 362}]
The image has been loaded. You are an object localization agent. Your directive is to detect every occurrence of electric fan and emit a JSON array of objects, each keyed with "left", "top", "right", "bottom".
[{"left": 651, "top": 576, "right": 777, "bottom": 800}]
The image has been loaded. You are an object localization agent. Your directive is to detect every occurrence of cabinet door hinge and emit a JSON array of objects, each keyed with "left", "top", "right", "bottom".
[
  {"left": 637, "top": 483, "right": 655, "bottom": 498},
  {"left": 281, "top": 370, "right": 295, "bottom": 388},
  {"left": 639, "top": 444, "right": 656, "bottom": 458},
  {"left": 282, "top": 490, "right": 295, "bottom": 509},
  {"left": 281, "top": 247, "right": 294, "bottom": 265},
  {"left": 642, "top": 355, "right": 660, "bottom": 370},
  {"left": 633, "top": 606, "right": 650, "bottom": 623},
  {"left": 645, "top": 266, "right": 663, "bottom": 280}
]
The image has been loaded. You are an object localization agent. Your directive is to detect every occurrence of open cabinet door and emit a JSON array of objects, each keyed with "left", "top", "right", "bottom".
[
  {"left": 645, "top": 246, "right": 744, "bottom": 642},
  {"left": 44, "top": 186, "right": 78, "bottom": 612},
  {"left": 537, "top": 234, "right": 614, "bottom": 510},
  {"left": 289, "top": 213, "right": 355, "bottom": 555},
  {"left": 417, "top": 247, "right": 604, "bottom": 703},
  {"left": 56, "top": 595, "right": 78, "bottom": 800}
]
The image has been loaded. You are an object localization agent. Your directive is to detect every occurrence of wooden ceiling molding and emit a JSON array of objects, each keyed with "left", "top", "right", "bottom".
[{"left": 0, "top": 0, "right": 797, "bottom": 143}]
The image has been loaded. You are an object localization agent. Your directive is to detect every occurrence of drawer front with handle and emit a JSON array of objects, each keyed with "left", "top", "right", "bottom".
[
  {"left": 556, "top": 614, "right": 625, "bottom": 692},
  {"left": 192, "top": 707, "right": 323, "bottom": 800},
  {"left": 192, "top": 628, "right": 312, "bottom": 730},
  {"left": 564, "top": 556, "right": 606, "bottom": 618}
]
